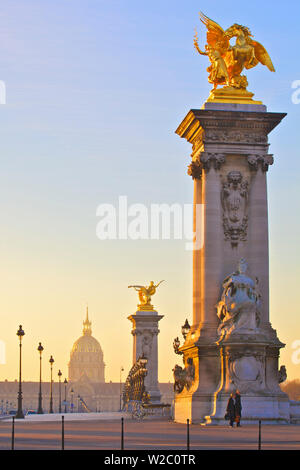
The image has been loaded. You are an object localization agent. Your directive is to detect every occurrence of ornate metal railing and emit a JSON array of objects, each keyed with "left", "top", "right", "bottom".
[
  {"left": 122, "top": 355, "right": 149, "bottom": 418},
  {"left": 122, "top": 355, "right": 171, "bottom": 419}
]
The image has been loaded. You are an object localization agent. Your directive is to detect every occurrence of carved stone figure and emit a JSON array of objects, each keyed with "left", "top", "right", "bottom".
[
  {"left": 221, "top": 171, "right": 248, "bottom": 247},
  {"left": 142, "top": 332, "right": 153, "bottom": 358},
  {"left": 216, "top": 259, "right": 261, "bottom": 340},
  {"left": 173, "top": 358, "right": 195, "bottom": 394},
  {"left": 278, "top": 365, "right": 287, "bottom": 384}
]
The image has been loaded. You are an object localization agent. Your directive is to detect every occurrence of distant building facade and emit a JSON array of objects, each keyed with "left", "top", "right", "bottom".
[
  {"left": 0, "top": 380, "right": 173, "bottom": 414},
  {"left": 0, "top": 311, "right": 173, "bottom": 413}
]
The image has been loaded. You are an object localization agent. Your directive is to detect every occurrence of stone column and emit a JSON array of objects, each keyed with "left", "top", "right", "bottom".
[
  {"left": 248, "top": 162, "right": 270, "bottom": 326},
  {"left": 173, "top": 103, "right": 289, "bottom": 424},
  {"left": 200, "top": 163, "right": 224, "bottom": 333},
  {"left": 128, "top": 310, "right": 163, "bottom": 403},
  {"left": 192, "top": 178, "right": 202, "bottom": 325},
  {"left": 190, "top": 156, "right": 224, "bottom": 334}
]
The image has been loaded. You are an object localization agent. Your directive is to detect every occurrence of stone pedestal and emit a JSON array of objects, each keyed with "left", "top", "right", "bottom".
[
  {"left": 128, "top": 310, "right": 163, "bottom": 403},
  {"left": 173, "top": 101, "right": 290, "bottom": 424}
]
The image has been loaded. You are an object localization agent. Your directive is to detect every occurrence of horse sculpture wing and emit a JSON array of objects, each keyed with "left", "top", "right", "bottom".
[
  {"left": 251, "top": 40, "right": 275, "bottom": 72},
  {"left": 199, "top": 11, "right": 229, "bottom": 54}
]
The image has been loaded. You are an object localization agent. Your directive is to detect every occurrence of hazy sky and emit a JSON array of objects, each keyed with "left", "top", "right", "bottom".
[{"left": 1, "top": 0, "right": 300, "bottom": 384}]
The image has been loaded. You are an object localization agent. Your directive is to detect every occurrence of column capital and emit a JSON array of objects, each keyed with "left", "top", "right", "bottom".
[
  {"left": 187, "top": 160, "right": 202, "bottom": 180},
  {"left": 201, "top": 152, "right": 226, "bottom": 171},
  {"left": 187, "top": 152, "right": 226, "bottom": 179},
  {"left": 247, "top": 154, "right": 274, "bottom": 172}
]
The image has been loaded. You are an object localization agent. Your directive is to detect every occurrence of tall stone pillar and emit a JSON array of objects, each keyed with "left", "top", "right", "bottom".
[
  {"left": 128, "top": 309, "right": 163, "bottom": 403},
  {"left": 173, "top": 102, "right": 290, "bottom": 424}
]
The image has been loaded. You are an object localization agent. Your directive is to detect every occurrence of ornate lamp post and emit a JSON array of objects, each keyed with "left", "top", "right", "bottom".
[
  {"left": 58, "top": 370, "right": 62, "bottom": 413},
  {"left": 173, "top": 320, "right": 191, "bottom": 357},
  {"left": 119, "top": 366, "right": 124, "bottom": 411},
  {"left": 181, "top": 319, "right": 191, "bottom": 340},
  {"left": 16, "top": 325, "right": 25, "bottom": 419},
  {"left": 49, "top": 355, "right": 54, "bottom": 413},
  {"left": 63, "top": 378, "right": 68, "bottom": 413},
  {"left": 70, "top": 388, "right": 74, "bottom": 413},
  {"left": 173, "top": 336, "right": 182, "bottom": 355},
  {"left": 37, "top": 342, "right": 44, "bottom": 414}
]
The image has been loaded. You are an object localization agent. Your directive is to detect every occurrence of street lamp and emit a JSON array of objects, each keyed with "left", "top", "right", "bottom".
[
  {"left": 16, "top": 325, "right": 25, "bottom": 419},
  {"left": 58, "top": 370, "right": 62, "bottom": 413},
  {"left": 49, "top": 355, "right": 54, "bottom": 413},
  {"left": 181, "top": 319, "right": 191, "bottom": 340},
  {"left": 63, "top": 379, "right": 68, "bottom": 413},
  {"left": 70, "top": 388, "right": 74, "bottom": 413},
  {"left": 173, "top": 336, "right": 183, "bottom": 356},
  {"left": 37, "top": 342, "right": 44, "bottom": 414},
  {"left": 119, "top": 366, "right": 124, "bottom": 411}
]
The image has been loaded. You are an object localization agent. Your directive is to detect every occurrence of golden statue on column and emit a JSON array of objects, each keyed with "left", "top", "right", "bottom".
[
  {"left": 128, "top": 280, "right": 164, "bottom": 311},
  {"left": 194, "top": 12, "right": 275, "bottom": 103}
]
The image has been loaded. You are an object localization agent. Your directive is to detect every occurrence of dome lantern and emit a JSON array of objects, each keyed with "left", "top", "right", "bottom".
[{"left": 83, "top": 306, "right": 92, "bottom": 336}]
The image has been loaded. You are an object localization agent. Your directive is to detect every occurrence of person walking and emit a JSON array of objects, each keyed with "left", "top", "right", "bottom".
[
  {"left": 226, "top": 392, "right": 236, "bottom": 428},
  {"left": 235, "top": 390, "right": 242, "bottom": 427}
]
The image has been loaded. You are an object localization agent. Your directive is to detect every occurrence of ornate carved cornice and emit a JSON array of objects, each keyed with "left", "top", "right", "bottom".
[
  {"left": 176, "top": 110, "right": 287, "bottom": 143},
  {"left": 247, "top": 154, "right": 274, "bottom": 172},
  {"left": 176, "top": 109, "right": 286, "bottom": 165},
  {"left": 204, "top": 130, "right": 268, "bottom": 145}
]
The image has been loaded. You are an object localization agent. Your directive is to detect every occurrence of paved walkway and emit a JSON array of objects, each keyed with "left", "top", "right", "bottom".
[
  {"left": 0, "top": 418, "right": 300, "bottom": 450},
  {"left": 1, "top": 412, "right": 130, "bottom": 422}
]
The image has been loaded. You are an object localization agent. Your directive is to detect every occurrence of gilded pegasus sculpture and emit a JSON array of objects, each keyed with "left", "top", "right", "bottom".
[
  {"left": 194, "top": 12, "right": 275, "bottom": 96},
  {"left": 128, "top": 280, "right": 164, "bottom": 311}
]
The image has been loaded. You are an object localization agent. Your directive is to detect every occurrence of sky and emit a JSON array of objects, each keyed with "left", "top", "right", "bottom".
[{"left": 0, "top": 0, "right": 300, "bottom": 385}]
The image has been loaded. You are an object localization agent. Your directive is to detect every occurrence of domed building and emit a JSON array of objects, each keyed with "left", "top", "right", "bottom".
[
  {"left": 68, "top": 309, "right": 105, "bottom": 383},
  {"left": 0, "top": 307, "right": 174, "bottom": 413}
]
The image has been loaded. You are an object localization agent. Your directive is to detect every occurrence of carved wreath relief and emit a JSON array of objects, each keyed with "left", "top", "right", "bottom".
[
  {"left": 228, "top": 354, "right": 264, "bottom": 393},
  {"left": 221, "top": 171, "right": 249, "bottom": 247}
]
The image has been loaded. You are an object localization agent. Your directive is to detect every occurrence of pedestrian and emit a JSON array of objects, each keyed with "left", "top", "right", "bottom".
[
  {"left": 235, "top": 390, "right": 242, "bottom": 427},
  {"left": 226, "top": 392, "right": 236, "bottom": 427}
]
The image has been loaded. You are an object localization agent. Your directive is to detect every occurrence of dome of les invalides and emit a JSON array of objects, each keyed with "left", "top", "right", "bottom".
[{"left": 68, "top": 308, "right": 105, "bottom": 383}]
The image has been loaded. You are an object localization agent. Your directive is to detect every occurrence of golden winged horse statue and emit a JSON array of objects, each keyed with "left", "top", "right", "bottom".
[
  {"left": 194, "top": 12, "right": 275, "bottom": 102},
  {"left": 128, "top": 280, "right": 164, "bottom": 311}
]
